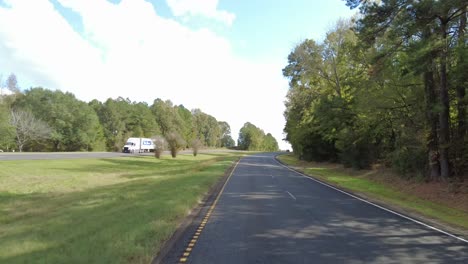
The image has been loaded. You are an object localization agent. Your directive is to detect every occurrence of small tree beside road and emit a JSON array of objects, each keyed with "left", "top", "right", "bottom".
[
  {"left": 152, "top": 135, "right": 167, "bottom": 159},
  {"left": 191, "top": 138, "right": 203, "bottom": 157},
  {"left": 166, "top": 132, "right": 185, "bottom": 158}
]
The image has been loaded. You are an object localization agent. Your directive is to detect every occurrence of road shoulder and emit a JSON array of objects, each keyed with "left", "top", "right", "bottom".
[{"left": 152, "top": 157, "right": 240, "bottom": 264}]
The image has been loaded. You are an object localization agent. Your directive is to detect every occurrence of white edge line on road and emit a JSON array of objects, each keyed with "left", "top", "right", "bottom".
[
  {"left": 286, "top": 191, "right": 297, "bottom": 201},
  {"left": 274, "top": 157, "right": 468, "bottom": 244}
]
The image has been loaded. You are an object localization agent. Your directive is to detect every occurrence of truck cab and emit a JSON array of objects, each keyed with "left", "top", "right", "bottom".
[{"left": 122, "top": 138, "right": 155, "bottom": 153}]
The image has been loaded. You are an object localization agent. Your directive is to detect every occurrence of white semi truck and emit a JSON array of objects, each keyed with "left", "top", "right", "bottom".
[{"left": 122, "top": 137, "right": 155, "bottom": 153}]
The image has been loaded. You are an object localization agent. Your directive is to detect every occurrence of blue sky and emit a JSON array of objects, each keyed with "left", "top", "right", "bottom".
[
  {"left": 0, "top": 0, "right": 356, "bottom": 149},
  {"left": 219, "top": 0, "right": 354, "bottom": 60}
]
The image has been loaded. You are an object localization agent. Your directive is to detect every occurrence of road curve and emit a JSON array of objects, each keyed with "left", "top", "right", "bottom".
[{"left": 165, "top": 153, "right": 468, "bottom": 264}]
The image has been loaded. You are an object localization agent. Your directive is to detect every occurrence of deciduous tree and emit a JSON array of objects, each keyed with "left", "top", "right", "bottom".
[
  {"left": 191, "top": 138, "right": 203, "bottom": 157},
  {"left": 166, "top": 132, "right": 185, "bottom": 158},
  {"left": 10, "top": 109, "right": 51, "bottom": 152},
  {"left": 152, "top": 135, "right": 167, "bottom": 159}
]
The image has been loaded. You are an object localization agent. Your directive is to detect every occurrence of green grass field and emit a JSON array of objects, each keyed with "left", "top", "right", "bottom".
[
  {"left": 277, "top": 154, "right": 468, "bottom": 230},
  {"left": 0, "top": 153, "right": 242, "bottom": 263}
]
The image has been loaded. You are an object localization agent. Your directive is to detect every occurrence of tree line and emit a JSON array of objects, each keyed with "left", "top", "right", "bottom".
[
  {"left": 237, "top": 122, "right": 279, "bottom": 151},
  {"left": 0, "top": 81, "right": 236, "bottom": 152},
  {"left": 283, "top": 0, "right": 467, "bottom": 180},
  {"left": 0, "top": 76, "right": 279, "bottom": 153}
]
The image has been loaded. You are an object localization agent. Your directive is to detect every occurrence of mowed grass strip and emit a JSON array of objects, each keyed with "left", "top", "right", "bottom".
[
  {"left": 0, "top": 153, "right": 241, "bottom": 264},
  {"left": 277, "top": 154, "right": 468, "bottom": 230}
]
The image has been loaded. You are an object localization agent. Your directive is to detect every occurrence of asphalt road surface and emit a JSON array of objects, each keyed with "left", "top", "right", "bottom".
[
  {"left": 0, "top": 149, "right": 235, "bottom": 161},
  {"left": 164, "top": 153, "right": 468, "bottom": 264},
  {"left": 0, "top": 152, "right": 128, "bottom": 160}
]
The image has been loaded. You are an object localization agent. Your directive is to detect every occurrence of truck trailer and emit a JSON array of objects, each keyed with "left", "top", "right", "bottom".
[{"left": 122, "top": 138, "right": 155, "bottom": 153}]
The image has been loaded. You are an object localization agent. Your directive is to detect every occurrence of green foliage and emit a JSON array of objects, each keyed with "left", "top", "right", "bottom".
[
  {"left": 13, "top": 88, "right": 105, "bottom": 151},
  {"left": 91, "top": 97, "right": 228, "bottom": 152},
  {"left": 151, "top": 135, "right": 167, "bottom": 159},
  {"left": 335, "top": 126, "right": 379, "bottom": 169},
  {"left": 283, "top": 2, "right": 468, "bottom": 178},
  {"left": 9, "top": 109, "right": 52, "bottom": 152},
  {"left": 238, "top": 122, "right": 263, "bottom": 150},
  {"left": 191, "top": 109, "right": 222, "bottom": 147},
  {"left": 0, "top": 101, "right": 15, "bottom": 151},
  {"left": 151, "top": 99, "right": 183, "bottom": 137},
  {"left": 149, "top": 101, "right": 225, "bottom": 149},
  {"left": 238, "top": 122, "right": 279, "bottom": 151},
  {"left": 190, "top": 138, "right": 203, "bottom": 156},
  {"left": 165, "top": 131, "right": 186, "bottom": 158},
  {"left": 93, "top": 98, "right": 160, "bottom": 151},
  {"left": 283, "top": 20, "right": 362, "bottom": 162},
  {"left": 221, "top": 135, "right": 235, "bottom": 148},
  {"left": 177, "top": 105, "right": 195, "bottom": 144},
  {"left": 219, "top": 121, "right": 235, "bottom": 148},
  {"left": 263, "top": 133, "right": 279, "bottom": 152},
  {"left": 288, "top": 126, "right": 337, "bottom": 162},
  {"left": 390, "top": 146, "right": 427, "bottom": 177},
  {"left": 347, "top": 0, "right": 468, "bottom": 178},
  {"left": 1, "top": 76, "right": 232, "bottom": 154}
]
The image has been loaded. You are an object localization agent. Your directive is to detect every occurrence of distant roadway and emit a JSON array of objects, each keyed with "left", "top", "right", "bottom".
[
  {"left": 0, "top": 152, "right": 129, "bottom": 161},
  {"left": 0, "top": 149, "right": 236, "bottom": 161},
  {"left": 162, "top": 153, "right": 468, "bottom": 263}
]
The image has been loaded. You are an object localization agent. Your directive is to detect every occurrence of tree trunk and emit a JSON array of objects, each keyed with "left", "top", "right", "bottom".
[
  {"left": 15, "top": 131, "right": 23, "bottom": 152},
  {"left": 456, "top": 9, "right": 467, "bottom": 150},
  {"left": 438, "top": 22, "right": 451, "bottom": 178},
  {"left": 424, "top": 65, "right": 440, "bottom": 179},
  {"left": 422, "top": 25, "right": 441, "bottom": 180},
  {"left": 54, "top": 141, "right": 60, "bottom": 151}
]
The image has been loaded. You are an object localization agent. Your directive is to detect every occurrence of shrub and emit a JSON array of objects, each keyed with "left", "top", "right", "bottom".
[
  {"left": 191, "top": 138, "right": 203, "bottom": 157},
  {"left": 335, "top": 128, "right": 378, "bottom": 169},
  {"left": 390, "top": 146, "right": 426, "bottom": 176},
  {"left": 165, "top": 132, "right": 185, "bottom": 158},
  {"left": 151, "top": 135, "right": 166, "bottom": 159}
]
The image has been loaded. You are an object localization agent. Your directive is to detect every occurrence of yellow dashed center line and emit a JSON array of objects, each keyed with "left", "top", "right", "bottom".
[{"left": 178, "top": 159, "right": 240, "bottom": 264}]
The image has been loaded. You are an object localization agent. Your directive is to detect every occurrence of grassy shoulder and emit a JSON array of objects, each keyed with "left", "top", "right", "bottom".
[
  {"left": 277, "top": 154, "right": 468, "bottom": 231},
  {"left": 0, "top": 152, "right": 243, "bottom": 264}
]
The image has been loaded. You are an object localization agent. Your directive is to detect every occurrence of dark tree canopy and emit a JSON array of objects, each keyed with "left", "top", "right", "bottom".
[{"left": 284, "top": 2, "right": 467, "bottom": 178}]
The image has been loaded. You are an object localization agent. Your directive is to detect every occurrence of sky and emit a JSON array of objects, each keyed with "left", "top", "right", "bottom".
[{"left": 0, "top": 0, "right": 356, "bottom": 150}]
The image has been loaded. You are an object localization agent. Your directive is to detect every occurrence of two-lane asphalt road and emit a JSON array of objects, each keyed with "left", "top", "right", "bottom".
[{"left": 166, "top": 153, "right": 468, "bottom": 264}]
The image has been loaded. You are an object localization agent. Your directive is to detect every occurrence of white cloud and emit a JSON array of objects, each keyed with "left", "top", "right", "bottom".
[
  {"left": 166, "top": 0, "right": 235, "bottom": 26},
  {"left": 0, "top": 0, "right": 103, "bottom": 91},
  {"left": 0, "top": 0, "right": 290, "bottom": 150},
  {"left": 0, "top": 87, "right": 13, "bottom": 96}
]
